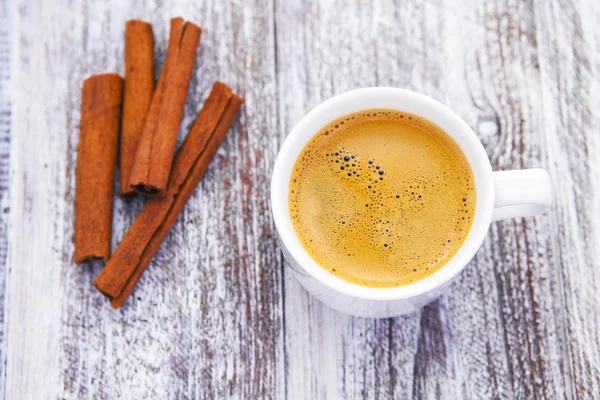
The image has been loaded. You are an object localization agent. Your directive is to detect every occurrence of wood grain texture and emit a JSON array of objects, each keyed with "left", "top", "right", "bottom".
[
  {"left": 275, "top": 0, "right": 597, "bottom": 399},
  {"left": 2, "top": 0, "right": 599, "bottom": 399},
  {"left": 6, "top": 0, "right": 284, "bottom": 399},
  {"left": 0, "top": 0, "right": 10, "bottom": 396},
  {"left": 534, "top": 0, "right": 600, "bottom": 397}
]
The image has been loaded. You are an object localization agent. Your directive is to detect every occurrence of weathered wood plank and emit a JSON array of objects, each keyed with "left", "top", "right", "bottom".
[
  {"left": 275, "top": 0, "right": 583, "bottom": 398},
  {"left": 6, "top": 0, "right": 284, "bottom": 398},
  {"left": 443, "top": 1, "right": 571, "bottom": 398},
  {"left": 275, "top": 2, "right": 424, "bottom": 398},
  {"left": 5, "top": 0, "right": 65, "bottom": 395},
  {"left": 0, "top": 0, "right": 11, "bottom": 396},
  {"left": 534, "top": 0, "right": 600, "bottom": 397}
]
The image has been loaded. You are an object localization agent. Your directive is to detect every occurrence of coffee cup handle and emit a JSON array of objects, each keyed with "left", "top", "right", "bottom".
[{"left": 492, "top": 168, "right": 552, "bottom": 222}]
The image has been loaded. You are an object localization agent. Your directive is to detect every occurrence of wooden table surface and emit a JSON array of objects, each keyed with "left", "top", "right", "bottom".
[{"left": 1, "top": 0, "right": 599, "bottom": 399}]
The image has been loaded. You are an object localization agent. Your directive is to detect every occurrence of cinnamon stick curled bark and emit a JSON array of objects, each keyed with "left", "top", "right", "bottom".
[
  {"left": 74, "top": 73, "right": 123, "bottom": 263},
  {"left": 120, "top": 20, "right": 155, "bottom": 196},
  {"left": 129, "top": 17, "right": 202, "bottom": 196},
  {"left": 94, "top": 82, "right": 242, "bottom": 308}
]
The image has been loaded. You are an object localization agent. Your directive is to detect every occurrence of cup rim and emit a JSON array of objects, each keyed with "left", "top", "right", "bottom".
[{"left": 271, "top": 87, "right": 493, "bottom": 301}]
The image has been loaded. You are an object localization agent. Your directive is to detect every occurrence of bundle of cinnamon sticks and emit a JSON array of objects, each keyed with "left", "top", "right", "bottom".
[{"left": 74, "top": 18, "right": 242, "bottom": 308}]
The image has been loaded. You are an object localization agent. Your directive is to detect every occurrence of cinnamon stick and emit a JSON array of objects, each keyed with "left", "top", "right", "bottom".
[
  {"left": 94, "top": 82, "right": 242, "bottom": 308},
  {"left": 120, "top": 20, "right": 155, "bottom": 196},
  {"left": 129, "top": 17, "right": 202, "bottom": 196},
  {"left": 74, "top": 73, "right": 123, "bottom": 263}
]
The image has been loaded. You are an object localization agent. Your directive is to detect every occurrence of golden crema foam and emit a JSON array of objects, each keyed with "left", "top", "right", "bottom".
[{"left": 289, "top": 109, "right": 475, "bottom": 287}]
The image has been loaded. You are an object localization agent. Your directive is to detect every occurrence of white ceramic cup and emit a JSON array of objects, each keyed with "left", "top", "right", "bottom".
[{"left": 271, "top": 88, "right": 552, "bottom": 318}]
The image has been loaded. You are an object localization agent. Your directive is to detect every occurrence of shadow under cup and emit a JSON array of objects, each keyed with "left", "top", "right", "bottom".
[{"left": 271, "top": 88, "right": 495, "bottom": 318}]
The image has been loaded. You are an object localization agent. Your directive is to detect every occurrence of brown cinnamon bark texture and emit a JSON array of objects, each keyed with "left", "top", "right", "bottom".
[
  {"left": 94, "top": 82, "right": 242, "bottom": 308},
  {"left": 74, "top": 73, "right": 123, "bottom": 263},
  {"left": 129, "top": 17, "right": 202, "bottom": 196},
  {"left": 120, "top": 20, "right": 155, "bottom": 196}
]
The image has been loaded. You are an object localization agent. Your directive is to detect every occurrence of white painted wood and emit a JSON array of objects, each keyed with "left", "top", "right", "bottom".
[
  {"left": 0, "top": 0, "right": 11, "bottom": 396},
  {"left": 276, "top": 0, "right": 598, "bottom": 399},
  {"left": 1, "top": 0, "right": 599, "bottom": 398},
  {"left": 5, "top": 0, "right": 284, "bottom": 399},
  {"left": 533, "top": 0, "right": 600, "bottom": 397},
  {"left": 6, "top": 0, "right": 63, "bottom": 396}
]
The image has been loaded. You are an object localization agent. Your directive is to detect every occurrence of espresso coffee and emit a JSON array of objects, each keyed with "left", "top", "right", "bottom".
[{"left": 288, "top": 109, "right": 475, "bottom": 287}]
